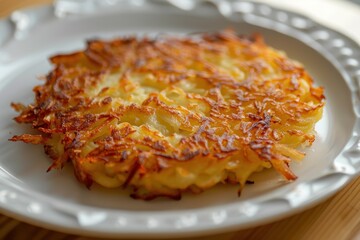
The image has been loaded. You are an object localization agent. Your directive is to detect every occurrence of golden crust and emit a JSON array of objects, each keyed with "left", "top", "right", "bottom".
[{"left": 10, "top": 30, "right": 324, "bottom": 200}]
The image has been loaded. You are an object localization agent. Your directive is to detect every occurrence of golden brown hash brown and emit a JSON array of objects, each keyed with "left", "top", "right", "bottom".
[{"left": 10, "top": 30, "right": 324, "bottom": 200}]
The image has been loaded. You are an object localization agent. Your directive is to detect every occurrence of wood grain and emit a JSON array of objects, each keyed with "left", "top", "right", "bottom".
[
  {"left": 1, "top": 1, "right": 360, "bottom": 240},
  {"left": 0, "top": 0, "right": 52, "bottom": 18}
]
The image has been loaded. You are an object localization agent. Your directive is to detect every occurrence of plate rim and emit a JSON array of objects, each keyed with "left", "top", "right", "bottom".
[{"left": 1, "top": 0, "right": 360, "bottom": 238}]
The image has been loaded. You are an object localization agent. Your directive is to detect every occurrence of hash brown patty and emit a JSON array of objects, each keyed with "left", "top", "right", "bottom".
[{"left": 10, "top": 30, "right": 324, "bottom": 200}]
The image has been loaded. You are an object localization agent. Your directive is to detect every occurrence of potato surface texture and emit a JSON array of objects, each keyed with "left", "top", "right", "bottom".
[{"left": 11, "top": 30, "right": 324, "bottom": 200}]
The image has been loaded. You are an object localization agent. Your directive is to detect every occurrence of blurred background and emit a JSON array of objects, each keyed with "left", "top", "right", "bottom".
[{"left": 0, "top": 0, "right": 359, "bottom": 17}]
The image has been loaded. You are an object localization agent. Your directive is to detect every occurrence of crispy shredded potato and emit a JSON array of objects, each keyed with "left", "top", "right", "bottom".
[{"left": 10, "top": 30, "right": 324, "bottom": 200}]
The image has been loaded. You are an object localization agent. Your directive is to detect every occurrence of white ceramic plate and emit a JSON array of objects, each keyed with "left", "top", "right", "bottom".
[{"left": 1, "top": 0, "right": 360, "bottom": 238}]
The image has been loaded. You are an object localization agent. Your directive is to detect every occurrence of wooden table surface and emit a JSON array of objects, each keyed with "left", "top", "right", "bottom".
[{"left": 1, "top": 0, "right": 360, "bottom": 239}]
